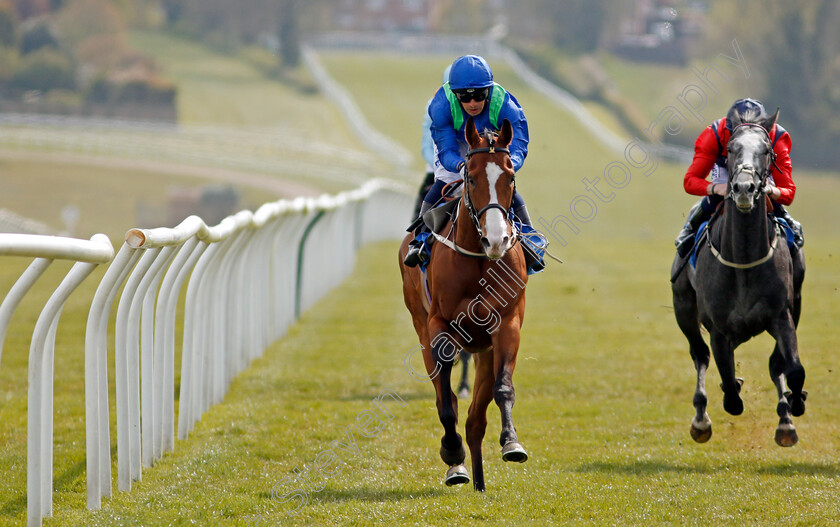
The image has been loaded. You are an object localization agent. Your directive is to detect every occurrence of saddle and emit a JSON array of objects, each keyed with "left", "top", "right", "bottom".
[{"left": 423, "top": 198, "right": 460, "bottom": 234}]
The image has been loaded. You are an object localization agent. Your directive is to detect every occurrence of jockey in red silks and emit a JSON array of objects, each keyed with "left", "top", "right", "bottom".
[{"left": 675, "top": 98, "right": 804, "bottom": 257}]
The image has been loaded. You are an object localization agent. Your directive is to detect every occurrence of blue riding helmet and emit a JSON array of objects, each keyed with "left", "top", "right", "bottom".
[
  {"left": 448, "top": 55, "right": 493, "bottom": 91},
  {"left": 726, "top": 98, "right": 767, "bottom": 130}
]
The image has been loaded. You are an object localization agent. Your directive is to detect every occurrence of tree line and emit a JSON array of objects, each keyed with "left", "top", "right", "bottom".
[{"left": 1, "top": 0, "right": 837, "bottom": 168}]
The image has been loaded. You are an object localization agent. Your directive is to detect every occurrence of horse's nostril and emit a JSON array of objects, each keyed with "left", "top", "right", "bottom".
[
  {"left": 481, "top": 237, "right": 490, "bottom": 249},
  {"left": 748, "top": 183, "right": 756, "bottom": 193}
]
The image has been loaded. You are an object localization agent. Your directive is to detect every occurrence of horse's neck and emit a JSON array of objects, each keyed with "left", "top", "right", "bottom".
[
  {"left": 718, "top": 199, "right": 773, "bottom": 263},
  {"left": 454, "top": 199, "right": 483, "bottom": 253}
]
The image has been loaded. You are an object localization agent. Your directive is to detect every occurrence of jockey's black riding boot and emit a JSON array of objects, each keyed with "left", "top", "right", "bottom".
[
  {"left": 775, "top": 204, "right": 805, "bottom": 248},
  {"left": 513, "top": 203, "right": 546, "bottom": 273},
  {"left": 675, "top": 199, "right": 711, "bottom": 258},
  {"left": 404, "top": 201, "right": 433, "bottom": 267},
  {"left": 513, "top": 204, "right": 533, "bottom": 227}
]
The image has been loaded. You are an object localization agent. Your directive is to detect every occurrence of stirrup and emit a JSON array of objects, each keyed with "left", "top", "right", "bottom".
[
  {"left": 676, "top": 233, "right": 695, "bottom": 258},
  {"left": 403, "top": 246, "right": 426, "bottom": 267}
]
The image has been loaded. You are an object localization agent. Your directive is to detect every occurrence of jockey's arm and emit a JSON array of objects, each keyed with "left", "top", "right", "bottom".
[
  {"left": 507, "top": 117, "right": 528, "bottom": 172},
  {"left": 501, "top": 95, "right": 529, "bottom": 172},
  {"left": 769, "top": 131, "right": 795, "bottom": 205},
  {"left": 683, "top": 126, "right": 719, "bottom": 197},
  {"left": 429, "top": 91, "right": 465, "bottom": 174}
]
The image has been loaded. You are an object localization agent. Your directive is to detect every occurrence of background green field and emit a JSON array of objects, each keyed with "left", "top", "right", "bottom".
[{"left": 1, "top": 33, "right": 839, "bottom": 526}]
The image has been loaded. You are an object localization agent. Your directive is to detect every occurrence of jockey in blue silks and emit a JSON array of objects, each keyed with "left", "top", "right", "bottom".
[{"left": 404, "top": 54, "right": 532, "bottom": 267}]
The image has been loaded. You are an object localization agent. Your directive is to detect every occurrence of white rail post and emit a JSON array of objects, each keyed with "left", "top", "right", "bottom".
[
  {"left": 0, "top": 258, "right": 52, "bottom": 364},
  {"left": 84, "top": 243, "right": 140, "bottom": 507},
  {"left": 178, "top": 241, "right": 215, "bottom": 439},
  {"left": 154, "top": 236, "right": 206, "bottom": 454},
  {"left": 114, "top": 247, "right": 160, "bottom": 477},
  {"left": 142, "top": 246, "right": 179, "bottom": 462}
]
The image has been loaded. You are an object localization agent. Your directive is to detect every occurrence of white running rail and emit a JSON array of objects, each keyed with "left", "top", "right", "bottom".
[
  {"left": 0, "top": 233, "right": 115, "bottom": 527},
  {"left": 0, "top": 179, "right": 412, "bottom": 526}
]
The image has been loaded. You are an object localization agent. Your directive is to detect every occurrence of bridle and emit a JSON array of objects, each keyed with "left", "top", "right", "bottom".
[
  {"left": 726, "top": 122, "right": 777, "bottom": 204},
  {"left": 710, "top": 122, "right": 780, "bottom": 269},
  {"left": 462, "top": 136, "right": 513, "bottom": 240}
]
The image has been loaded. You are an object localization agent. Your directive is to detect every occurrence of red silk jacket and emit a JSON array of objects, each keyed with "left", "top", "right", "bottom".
[{"left": 683, "top": 118, "right": 794, "bottom": 205}]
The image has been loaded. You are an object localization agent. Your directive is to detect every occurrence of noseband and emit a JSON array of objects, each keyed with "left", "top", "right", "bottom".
[{"left": 462, "top": 138, "right": 512, "bottom": 238}]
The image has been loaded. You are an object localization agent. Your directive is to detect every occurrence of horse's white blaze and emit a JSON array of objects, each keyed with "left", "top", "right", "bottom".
[{"left": 483, "top": 161, "right": 509, "bottom": 258}]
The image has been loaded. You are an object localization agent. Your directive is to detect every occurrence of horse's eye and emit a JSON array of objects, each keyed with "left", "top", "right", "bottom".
[{"left": 468, "top": 176, "right": 475, "bottom": 186}]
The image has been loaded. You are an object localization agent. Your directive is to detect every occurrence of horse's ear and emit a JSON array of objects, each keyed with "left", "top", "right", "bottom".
[
  {"left": 729, "top": 110, "right": 742, "bottom": 128},
  {"left": 465, "top": 116, "right": 480, "bottom": 147},
  {"left": 761, "top": 108, "right": 779, "bottom": 133},
  {"left": 497, "top": 119, "right": 513, "bottom": 148}
]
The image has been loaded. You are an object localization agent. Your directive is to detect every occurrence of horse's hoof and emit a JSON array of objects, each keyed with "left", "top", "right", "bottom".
[
  {"left": 690, "top": 423, "right": 712, "bottom": 443},
  {"left": 501, "top": 442, "right": 528, "bottom": 463},
  {"left": 722, "top": 393, "right": 744, "bottom": 416},
  {"left": 775, "top": 425, "right": 799, "bottom": 447},
  {"left": 458, "top": 386, "right": 470, "bottom": 399},
  {"left": 444, "top": 464, "right": 470, "bottom": 486}
]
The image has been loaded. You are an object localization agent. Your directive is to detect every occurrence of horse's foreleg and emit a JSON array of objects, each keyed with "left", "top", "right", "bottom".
[
  {"left": 690, "top": 350, "right": 712, "bottom": 443},
  {"left": 769, "top": 342, "right": 798, "bottom": 447},
  {"left": 709, "top": 331, "right": 743, "bottom": 416},
  {"left": 769, "top": 310, "right": 805, "bottom": 447},
  {"left": 465, "top": 352, "right": 493, "bottom": 491},
  {"left": 492, "top": 322, "right": 527, "bottom": 463},
  {"left": 428, "top": 320, "right": 465, "bottom": 471},
  {"left": 673, "top": 284, "right": 712, "bottom": 442}
]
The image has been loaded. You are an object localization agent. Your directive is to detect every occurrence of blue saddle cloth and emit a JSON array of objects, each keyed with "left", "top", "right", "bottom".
[
  {"left": 774, "top": 217, "right": 797, "bottom": 248},
  {"left": 689, "top": 217, "right": 797, "bottom": 269},
  {"left": 416, "top": 232, "right": 432, "bottom": 272},
  {"left": 689, "top": 221, "right": 709, "bottom": 269}
]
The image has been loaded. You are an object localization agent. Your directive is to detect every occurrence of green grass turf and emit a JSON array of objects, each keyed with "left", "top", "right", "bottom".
[
  {"left": 0, "top": 47, "right": 838, "bottom": 526},
  {"left": 0, "top": 156, "right": 278, "bottom": 241},
  {"left": 595, "top": 50, "right": 755, "bottom": 143}
]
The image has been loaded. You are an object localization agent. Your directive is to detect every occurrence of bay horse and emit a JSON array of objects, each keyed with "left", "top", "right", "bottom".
[
  {"left": 671, "top": 108, "right": 806, "bottom": 446},
  {"left": 399, "top": 117, "right": 529, "bottom": 491}
]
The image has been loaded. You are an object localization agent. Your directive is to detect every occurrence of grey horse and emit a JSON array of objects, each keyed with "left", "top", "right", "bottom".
[{"left": 671, "top": 108, "right": 806, "bottom": 446}]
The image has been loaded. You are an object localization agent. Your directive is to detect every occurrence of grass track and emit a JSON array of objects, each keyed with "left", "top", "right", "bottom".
[{"left": 1, "top": 44, "right": 839, "bottom": 526}]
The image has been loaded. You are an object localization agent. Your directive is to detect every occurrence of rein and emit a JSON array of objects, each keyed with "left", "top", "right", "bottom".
[{"left": 713, "top": 122, "right": 778, "bottom": 269}]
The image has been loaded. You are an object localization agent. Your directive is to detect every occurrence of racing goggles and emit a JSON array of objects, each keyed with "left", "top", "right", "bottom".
[{"left": 454, "top": 88, "right": 490, "bottom": 103}]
